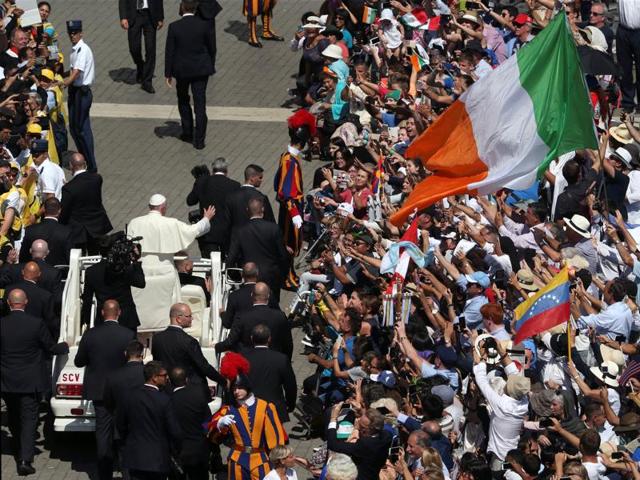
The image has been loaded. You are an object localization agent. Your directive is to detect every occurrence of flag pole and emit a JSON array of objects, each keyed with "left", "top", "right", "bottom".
[{"left": 567, "top": 318, "right": 572, "bottom": 363}]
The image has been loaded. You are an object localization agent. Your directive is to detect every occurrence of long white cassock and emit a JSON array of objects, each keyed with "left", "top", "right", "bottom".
[{"left": 127, "top": 211, "right": 210, "bottom": 331}]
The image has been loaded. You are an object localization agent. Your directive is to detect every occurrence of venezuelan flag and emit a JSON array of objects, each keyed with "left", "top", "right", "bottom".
[{"left": 513, "top": 267, "right": 570, "bottom": 344}]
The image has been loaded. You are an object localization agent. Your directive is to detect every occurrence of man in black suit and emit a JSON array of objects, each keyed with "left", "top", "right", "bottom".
[
  {"left": 103, "top": 340, "right": 145, "bottom": 416},
  {"left": 19, "top": 197, "right": 73, "bottom": 266},
  {"left": 81, "top": 238, "right": 145, "bottom": 332},
  {"left": 221, "top": 261, "right": 258, "bottom": 329},
  {"left": 244, "top": 324, "right": 296, "bottom": 422},
  {"left": 164, "top": 0, "right": 216, "bottom": 150},
  {"left": 227, "top": 197, "right": 289, "bottom": 302},
  {"left": 226, "top": 164, "right": 276, "bottom": 233},
  {"left": 151, "top": 303, "right": 225, "bottom": 397},
  {"left": 74, "top": 300, "right": 135, "bottom": 480},
  {"left": 1, "top": 289, "right": 68, "bottom": 476},
  {"left": 186, "top": 158, "right": 241, "bottom": 258},
  {"left": 3, "top": 261, "right": 57, "bottom": 337},
  {"left": 119, "top": 0, "right": 164, "bottom": 93},
  {"left": 168, "top": 367, "right": 211, "bottom": 480},
  {"left": 117, "top": 361, "right": 181, "bottom": 480},
  {"left": 1, "top": 244, "right": 62, "bottom": 291},
  {"left": 327, "top": 406, "right": 392, "bottom": 480},
  {"left": 216, "top": 282, "right": 292, "bottom": 360},
  {"left": 59, "top": 153, "right": 112, "bottom": 255}
]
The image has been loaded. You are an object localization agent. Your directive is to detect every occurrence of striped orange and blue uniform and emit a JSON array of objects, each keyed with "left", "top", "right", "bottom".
[
  {"left": 243, "top": 0, "right": 274, "bottom": 17},
  {"left": 274, "top": 149, "right": 304, "bottom": 258},
  {"left": 210, "top": 399, "right": 286, "bottom": 480}
]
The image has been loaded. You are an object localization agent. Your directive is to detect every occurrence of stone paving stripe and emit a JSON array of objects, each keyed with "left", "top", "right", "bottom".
[{"left": 91, "top": 103, "right": 295, "bottom": 122}]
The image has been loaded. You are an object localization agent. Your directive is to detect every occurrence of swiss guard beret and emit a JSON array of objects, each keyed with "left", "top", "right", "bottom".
[{"left": 66, "top": 20, "right": 83, "bottom": 33}]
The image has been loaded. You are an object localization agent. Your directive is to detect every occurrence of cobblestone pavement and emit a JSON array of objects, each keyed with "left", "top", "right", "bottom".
[{"left": 1, "top": 0, "right": 327, "bottom": 478}]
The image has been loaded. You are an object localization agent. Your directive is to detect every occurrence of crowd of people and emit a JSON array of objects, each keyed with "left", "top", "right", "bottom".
[{"left": 1, "top": 0, "right": 640, "bottom": 480}]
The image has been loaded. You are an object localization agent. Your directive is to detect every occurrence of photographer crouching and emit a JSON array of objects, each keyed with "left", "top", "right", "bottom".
[{"left": 80, "top": 232, "right": 146, "bottom": 333}]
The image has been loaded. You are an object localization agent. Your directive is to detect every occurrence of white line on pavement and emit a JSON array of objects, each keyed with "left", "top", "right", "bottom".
[{"left": 92, "top": 103, "right": 294, "bottom": 123}]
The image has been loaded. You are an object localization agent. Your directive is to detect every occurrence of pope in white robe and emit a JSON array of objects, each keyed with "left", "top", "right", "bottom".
[{"left": 127, "top": 193, "right": 215, "bottom": 331}]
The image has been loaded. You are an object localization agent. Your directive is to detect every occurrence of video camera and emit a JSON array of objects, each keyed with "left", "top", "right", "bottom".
[{"left": 105, "top": 232, "right": 142, "bottom": 273}]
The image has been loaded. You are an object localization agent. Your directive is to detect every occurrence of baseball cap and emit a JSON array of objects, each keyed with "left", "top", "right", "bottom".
[
  {"left": 435, "top": 345, "right": 457, "bottom": 369},
  {"left": 26, "top": 123, "right": 43, "bottom": 135},
  {"left": 369, "top": 370, "right": 397, "bottom": 388},
  {"left": 514, "top": 13, "right": 533, "bottom": 26},
  {"left": 39, "top": 69, "right": 55, "bottom": 81},
  {"left": 31, "top": 138, "right": 48, "bottom": 154},
  {"left": 465, "top": 271, "right": 490, "bottom": 289}
]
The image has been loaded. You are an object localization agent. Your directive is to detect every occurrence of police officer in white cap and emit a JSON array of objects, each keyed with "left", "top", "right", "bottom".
[
  {"left": 127, "top": 194, "right": 215, "bottom": 328},
  {"left": 63, "top": 20, "right": 97, "bottom": 172}
]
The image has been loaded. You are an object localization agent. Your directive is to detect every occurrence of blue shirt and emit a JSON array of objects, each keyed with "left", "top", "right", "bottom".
[
  {"left": 579, "top": 302, "right": 634, "bottom": 340},
  {"left": 420, "top": 362, "right": 459, "bottom": 389},
  {"left": 341, "top": 28, "right": 353, "bottom": 49},
  {"left": 634, "top": 260, "right": 640, "bottom": 305}
]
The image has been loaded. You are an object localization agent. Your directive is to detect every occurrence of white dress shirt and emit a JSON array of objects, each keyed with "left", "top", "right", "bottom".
[
  {"left": 36, "top": 158, "right": 65, "bottom": 200},
  {"left": 70, "top": 39, "right": 95, "bottom": 86},
  {"left": 619, "top": 0, "right": 640, "bottom": 29},
  {"left": 473, "top": 362, "right": 529, "bottom": 460}
]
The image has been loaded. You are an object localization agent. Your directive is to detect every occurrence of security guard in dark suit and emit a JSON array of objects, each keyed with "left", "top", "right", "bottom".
[
  {"left": 169, "top": 367, "right": 211, "bottom": 480},
  {"left": 103, "top": 341, "right": 146, "bottom": 416},
  {"left": 215, "top": 282, "right": 293, "bottom": 360},
  {"left": 244, "top": 324, "right": 297, "bottom": 422},
  {"left": 118, "top": 0, "right": 165, "bottom": 93},
  {"left": 117, "top": 361, "right": 182, "bottom": 480},
  {"left": 227, "top": 197, "right": 289, "bottom": 303},
  {"left": 225, "top": 164, "right": 276, "bottom": 233},
  {"left": 1, "top": 289, "right": 69, "bottom": 476},
  {"left": 75, "top": 300, "right": 136, "bottom": 480},
  {"left": 164, "top": 0, "right": 216, "bottom": 150},
  {"left": 151, "top": 303, "right": 226, "bottom": 396},
  {"left": 62, "top": 21, "right": 97, "bottom": 172},
  {"left": 186, "top": 158, "right": 241, "bottom": 259}
]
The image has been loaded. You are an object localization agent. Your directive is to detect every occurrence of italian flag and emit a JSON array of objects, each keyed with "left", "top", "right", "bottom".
[
  {"left": 362, "top": 6, "right": 377, "bottom": 24},
  {"left": 391, "top": 13, "right": 598, "bottom": 226}
]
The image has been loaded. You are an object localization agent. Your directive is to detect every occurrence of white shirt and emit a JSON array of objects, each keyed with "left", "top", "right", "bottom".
[
  {"left": 625, "top": 170, "right": 640, "bottom": 224},
  {"left": 36, "top": 158, "right": 65, "bottom": 200},
  {"left": 474, "top": 59, "right": 493, "bottom": 79},
  {"left": 263, "top": 469, "right": 298, "bottom": 480},
  {"left": 579, "top": 301, "right": 634, "bottom": 340},
  {"left": 583, "top": 459, "right": 607, "bottom": 480},
  {"left": 619, "top": 0, "right": 640, "bottom": 29},
  {"left": 70, "top": 39, "right": 95, "bottom": 86},
  {"left": 473, "top": 362, "right": 529, "bottom": 460}
]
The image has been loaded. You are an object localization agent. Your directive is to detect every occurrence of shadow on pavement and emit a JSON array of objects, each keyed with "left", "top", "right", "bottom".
[
  {"left": 154, "top": 121, "right": 183, "bottom": 139},
  {"left": 109, "top": 67, "right": 138, "bottom": 85},
  {"left": 224, "top": 20, "right": 247, "bottom": 42}
]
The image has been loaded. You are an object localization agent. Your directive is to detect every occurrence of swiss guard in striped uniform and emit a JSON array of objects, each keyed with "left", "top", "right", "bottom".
[
  {"left": 208, "top": 353, "right": 287, "bottom": 480},
  {"left": 274, "top": 110, "right": 316, "bottom": 290},
  {"left": 243, "top": 0, "right": 283, "bottom": 48}
]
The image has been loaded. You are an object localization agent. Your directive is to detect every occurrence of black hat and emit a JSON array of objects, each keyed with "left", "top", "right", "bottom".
[
  {"left": 549, "top": 333, "right": 568, "bottom": 357},
  {"left": 31, "top": 138, "right": 48, "bottom": 154},
  {"left": 66, "top": 20, "right": 83, "bottom": 33},
  {"left": 323, "top": 25, "right": 343, "bottom": 40},
  {"left": 233, "top": 373, "right": 252, "bottom": 392}
]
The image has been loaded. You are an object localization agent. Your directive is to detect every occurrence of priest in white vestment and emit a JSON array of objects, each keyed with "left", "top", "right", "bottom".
[{"left": 127, "top": 194, "right": 215, "bottom": 330}]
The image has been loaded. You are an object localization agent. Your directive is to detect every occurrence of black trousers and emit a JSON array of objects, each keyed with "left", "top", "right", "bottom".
[
  {"left": 197, "top": 240, "right": 225, "bottom": 260},
  {"left": 129, "top": 470, "right": 166, "bottom": 480},
  {"left": 94, "top": 402, "right": 115, "bottom": 480},
  {"left": 617, "top": 24, "right": 640, "bottom": 109},
  {"left": 2, "top": 392, "right": 39, "bottom": 462},
  {"left": 128, "top": 10, "right": 157, "bottom": 86},
  {"left": 176, "top": 76, "right": 209, "bottom": 144},
  {"left": 183, "top": 462, "right": 208, "bottom": 480}
]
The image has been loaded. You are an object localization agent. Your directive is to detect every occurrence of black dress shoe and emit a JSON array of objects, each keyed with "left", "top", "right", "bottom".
[
  {"left": 193, "top": 141, "right": 205, "bottom": 150},
  {"left": 141, "top": 83, "right": 155, "bottom": 94},
  {"left": 17, "top": 461, "right": 35, "bottom": 476},
  {"left": 179, "top": 133, "right": 193, "bottom": 143},
  {"left": 136, "top": 73, "right": 142, "bottom": 84}
]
